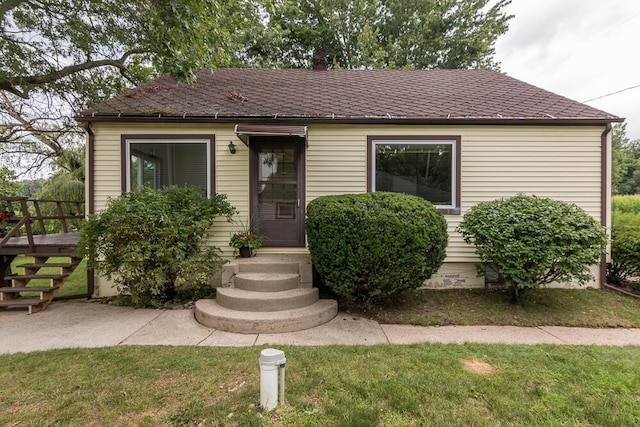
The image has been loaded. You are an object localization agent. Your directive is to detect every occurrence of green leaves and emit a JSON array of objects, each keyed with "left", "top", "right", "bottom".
[
  {"left": 612, "top": 123, "right": 640, "bottom": 195},
  {"left": 260, "top": 0, "right": 512, "bottom": 69},
  {"left": 306, "top": 192, "right": 448, "bottom": 305},
  {"left": 457, "top": 195, "right": 608, "bottom": 302},
  {"left": 1, "top": 0, "right": 261, "bottom": 175},
  {"left": 79, "top": 186, "right": 236, "bottom": 307}
]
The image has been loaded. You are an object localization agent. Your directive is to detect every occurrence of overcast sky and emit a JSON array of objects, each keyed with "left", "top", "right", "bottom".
[{"left": 493, "top": 0, "right": 640, "bottom": 140}]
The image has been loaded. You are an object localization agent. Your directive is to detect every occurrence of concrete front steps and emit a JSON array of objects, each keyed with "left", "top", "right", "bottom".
[{"left": 195, "top": 255, "right": 338, "bottom": 334}]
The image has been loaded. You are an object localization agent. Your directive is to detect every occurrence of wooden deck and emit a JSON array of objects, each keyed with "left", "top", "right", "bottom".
[{"left": 0, "top": 232, "right": 81, "bottom": 255}]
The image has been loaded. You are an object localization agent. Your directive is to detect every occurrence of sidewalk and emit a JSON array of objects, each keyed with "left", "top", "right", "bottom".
[{"left": 1, "top": 302, "right": 640, "bottom": 354}]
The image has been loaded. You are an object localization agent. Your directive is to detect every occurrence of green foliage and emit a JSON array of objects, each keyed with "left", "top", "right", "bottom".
[
  {"left": 0, "top": 167, "right": 21, "bottom": 196},
  {"left": 457, "top": 195, "right": 607, "bottom": 302},
  {"left": 608, "top": 195, "right": 640, "bottom": 283},
  {"left": 258, "top": 0, "right": 512, "bottom": 69},
  {"left": 79, "top": 186, "right": 237, "bottom": 307},
  {"left": 306, "top": 192, "right": 448, "bottom": 305},
  {"left": 609, "top": 228, "right": 640, "bottom": 284},
  {"left": 612, "top": 123, "right": 640, "bottom": 195},
  {"left": 612, "top": 194, "right": 640, "bottom": 214},
  {"left": 0, "top": 0, "right": 262, "bottom": 175}
]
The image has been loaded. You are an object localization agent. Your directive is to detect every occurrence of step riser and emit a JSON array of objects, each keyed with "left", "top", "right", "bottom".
[
  {"left": 234, "top": 275, "right": 299, "bottom": 292},
  {"left": 195, "top": 300, "right": 338, "bottom": 334},
  {"left": 237, "top": 263, "right": 300, "bottom": 274},
  {"left": 217, "top": 288, "right": 319, "bottom": 312}
]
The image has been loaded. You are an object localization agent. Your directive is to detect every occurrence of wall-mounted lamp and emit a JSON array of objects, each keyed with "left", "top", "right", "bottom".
[{"left": 228, "top": 140, "right": 237, "bottom": 154}]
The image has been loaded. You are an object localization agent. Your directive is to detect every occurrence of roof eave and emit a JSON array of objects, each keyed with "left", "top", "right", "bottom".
[{"left": 74, "top": 113, "right": 624, "bottom": 126}]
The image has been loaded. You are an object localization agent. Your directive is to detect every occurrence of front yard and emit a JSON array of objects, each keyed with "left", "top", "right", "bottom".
[{"left": 1, "top": 344, "right": 638, "bottom": 426}]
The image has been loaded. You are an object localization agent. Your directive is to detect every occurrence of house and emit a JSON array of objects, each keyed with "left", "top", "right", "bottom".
[{"left": 76, "top": 64, "right": 622, "bottom": 298}]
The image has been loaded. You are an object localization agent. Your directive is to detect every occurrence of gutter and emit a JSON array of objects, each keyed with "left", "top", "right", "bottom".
[{"left": 73, "top": 114, "right": 624, "bottom": 127}]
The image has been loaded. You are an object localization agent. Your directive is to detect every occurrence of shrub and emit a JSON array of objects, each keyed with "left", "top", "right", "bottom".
[
  {"left": 79, "top": 186, "right": 236, "bottom": 307},
  {"left": 457, "top": 195, "right": 607, "bottom": 303},
  {"left": 609, "top": 228, "right": 640, "bottom": 284},
  {"left": 305, "top": 192, "right": 448, "bottom": 305},
  {"left": 612, "top": 194, "right": 640, "bottom": 214},
  {"left": 608, "top": 197, "right": 640, "bottom": 283}
]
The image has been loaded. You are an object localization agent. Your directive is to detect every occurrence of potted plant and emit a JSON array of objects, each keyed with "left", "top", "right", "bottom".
[{"left": 229, "top": 223, "right": 263, "bottom": 257}]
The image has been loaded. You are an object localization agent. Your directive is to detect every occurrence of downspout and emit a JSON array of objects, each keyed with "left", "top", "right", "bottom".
[{"left": 83, "top": 122, "right": 95, "bottom": 298}]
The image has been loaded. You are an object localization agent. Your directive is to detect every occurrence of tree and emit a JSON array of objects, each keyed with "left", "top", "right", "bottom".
[
  {"left": 612, "top": 123, "right": 640, "bottom": 195},
  {"left": 0, "top": 166, "right": 20, "bottom": 196},
  {"left": 0, "top": 0, "right": 262, "bottom": 176},
  {"left": 457, "top": 195, "right": 607, "bottom": 303},
  {"left": 256, "top": 0, "right": 513, "bottom": 69}
]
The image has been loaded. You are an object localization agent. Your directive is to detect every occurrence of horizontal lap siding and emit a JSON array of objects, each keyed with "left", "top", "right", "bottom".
[
  {"left": 90, "top": 122, "right": 244, "bottom": 258},
  {"left": 456, "top": 127, "right": 603, "bottom": 262},
  {"left": 306, "top": 124, "right": 604, "bottom": 263},
  {"left": 91, "top": 122, "right": 605, "bottom": 266},
  {"left": 306, "top": 125, "right": 368, "bottom": 198}
]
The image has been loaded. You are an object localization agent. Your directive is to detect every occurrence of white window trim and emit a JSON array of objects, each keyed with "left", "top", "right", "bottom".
[{"left": 371, "top": 139, "right": 457, "bottom": 209}]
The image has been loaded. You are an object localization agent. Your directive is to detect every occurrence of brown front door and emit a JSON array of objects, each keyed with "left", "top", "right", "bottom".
[{"left": 250, "top": 136, "right": 305, "bottom": 247}]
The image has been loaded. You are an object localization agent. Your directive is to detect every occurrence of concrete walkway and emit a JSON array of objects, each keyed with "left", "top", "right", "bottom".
[{"left": 1, "top": 303, "right": 640, "bottom": 354}]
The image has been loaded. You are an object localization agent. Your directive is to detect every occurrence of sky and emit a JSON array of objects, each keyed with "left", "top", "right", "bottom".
[{"left": 493, "top": 0, "right": 640, "bottom": 140}]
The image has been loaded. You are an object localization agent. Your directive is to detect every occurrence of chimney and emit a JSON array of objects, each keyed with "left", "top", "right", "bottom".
[{"left": 312, "top": 48, "right": 328, "bottom": 71}]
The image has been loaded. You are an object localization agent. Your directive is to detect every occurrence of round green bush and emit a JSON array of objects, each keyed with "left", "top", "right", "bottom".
[
  {"left": 457, "top": 194, "right": 607, "bottom": 302},
  {"left": 305, "top": 192, "right": 448, "bottom": 305}
]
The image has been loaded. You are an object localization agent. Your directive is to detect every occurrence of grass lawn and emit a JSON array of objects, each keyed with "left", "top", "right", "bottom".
[
  {"left": 1, "top": 344, "right": 638, "bottom": 426},
  {"left": 350, "top": 288, "right": 640, "bottom": 328},
  {"left": 9, "top": 255, "right": 88, "bottom": 299}
]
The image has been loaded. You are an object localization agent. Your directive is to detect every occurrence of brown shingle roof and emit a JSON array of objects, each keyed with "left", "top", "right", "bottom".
[{"left": 77, "top": 68, "right": 621, "bottom": 123}]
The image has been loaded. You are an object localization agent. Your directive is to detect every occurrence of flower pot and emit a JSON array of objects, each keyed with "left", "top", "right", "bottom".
[{"left": 239, "top": 246, "right": 252, "bottom": 258}]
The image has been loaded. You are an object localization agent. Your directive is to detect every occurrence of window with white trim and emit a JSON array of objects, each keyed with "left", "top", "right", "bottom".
[
  {"left": 370, "top": 138, "right": 458, "bottom": 209},
  {"left": 124, "top": 137, "right": 212, "bottom": 196}
]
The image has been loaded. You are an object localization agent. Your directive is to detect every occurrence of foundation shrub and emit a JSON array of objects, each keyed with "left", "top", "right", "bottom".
[
  {"left": 79, "top": 186, "right": 236, "bottom": 307},
  {"left": 457, "top": 194, "right": 607, "bottom": 303},
  {"left": 305, "top": 192, "right": 447, "bottom": 305}
]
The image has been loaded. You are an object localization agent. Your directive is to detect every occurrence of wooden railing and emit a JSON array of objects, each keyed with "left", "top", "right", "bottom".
[{"left": 0, "top": 196, "right": 85, "bottom": 252}]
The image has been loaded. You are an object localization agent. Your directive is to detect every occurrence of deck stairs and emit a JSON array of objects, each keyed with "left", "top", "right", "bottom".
[
  {"left": 1, "top": 253, "right": 82, "bottom": 314},
  {"left": 195, "top": 254, "right": 338, "bottom": 333},
  {"left": 1, "top": 196, "right": 85, "bottom": 314}
]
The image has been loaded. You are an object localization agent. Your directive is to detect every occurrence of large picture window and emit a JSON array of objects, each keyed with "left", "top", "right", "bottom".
[
  {"left": 368, "top": 136, "right": 460, "bottom": 212},
  {"left": 122, "top": 135, "right": 214, "bottom": 196}
]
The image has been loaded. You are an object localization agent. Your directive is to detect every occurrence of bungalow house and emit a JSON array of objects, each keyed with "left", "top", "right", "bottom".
[{"left": 76, "top": 63, "right": 622, "bottom": 301}]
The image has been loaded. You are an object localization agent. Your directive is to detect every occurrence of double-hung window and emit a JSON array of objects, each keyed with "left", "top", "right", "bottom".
[
  {"left": 368, "top": 136, "right": 460, "bottom": 213},
  {"left": 122, "top": 135, "right": 215, "bottom": 196}
]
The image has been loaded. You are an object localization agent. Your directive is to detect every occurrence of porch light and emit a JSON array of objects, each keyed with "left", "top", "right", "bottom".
[{"left": 228, "top": 140, "right": 237, "bottom": 154}]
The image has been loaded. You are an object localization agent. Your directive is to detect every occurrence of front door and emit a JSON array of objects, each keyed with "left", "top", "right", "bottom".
[{"left": 250, "top": 137, "right": 305, "bottom": 247}]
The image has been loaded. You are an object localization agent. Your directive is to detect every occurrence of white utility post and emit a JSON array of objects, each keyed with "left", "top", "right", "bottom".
[{"left": 259, "top": 348, "right": 286, "bottom": 411}]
